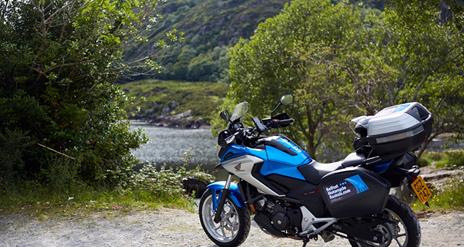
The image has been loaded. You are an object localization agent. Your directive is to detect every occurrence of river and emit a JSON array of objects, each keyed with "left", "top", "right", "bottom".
[
  {"left": 130, "top": 120, "right": 463, "bottom": 171},
  {"left": 130, "top": 121, "right": 218, "bottom": 169}
]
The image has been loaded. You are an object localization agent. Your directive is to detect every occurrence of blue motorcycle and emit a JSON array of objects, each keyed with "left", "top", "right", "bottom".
[{"left": 199, "top": 95, "right": 432, "bottom": 247}]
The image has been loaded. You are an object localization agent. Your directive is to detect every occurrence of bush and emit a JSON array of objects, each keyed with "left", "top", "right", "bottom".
[
  {"left": 447, "top": 151, "right": 464, "bottom": 167},
  {"left": 41, "top": 154, "right": 80, "bottom": 194},
  {"left": 0, "top": 128, "right": 34, "bottom": 183},
  {"left": 0, "top": 0, "right": 154, "bottom": 186},
  {"left": 107, "top": 162, "right": 214, "bottom": 198},
  {"left": 433, "top": 150, "right": 464, "bottom": 169},
  {"left": 413, "top": 179, "right": 464, "bottom": 211},
  {"left": 417, "top": 157, "right": 431, "bottom": 167}
]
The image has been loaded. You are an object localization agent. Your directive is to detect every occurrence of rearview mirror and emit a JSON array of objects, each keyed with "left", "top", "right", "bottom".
[
  {"left": 219, "top": 111, "right": 230, "bottom": 122},
  {"left": 280, "top": 95, "right": 293, "bottom": 106}
]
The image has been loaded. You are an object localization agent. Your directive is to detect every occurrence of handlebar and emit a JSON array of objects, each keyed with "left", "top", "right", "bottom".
[
  {"left": 265, "top": 118, "right": 294, "bottom": 129},
  {"left": 218, "top": 113, "right": 294, "bottom": 147}
]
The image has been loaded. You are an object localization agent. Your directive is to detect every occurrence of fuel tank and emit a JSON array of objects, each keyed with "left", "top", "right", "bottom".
[
  {"left": 259, "top": 136, "right": 312, "bottom": 180},
  {"left": 218, "top": 135, "right": 312, "bottom": 192}
]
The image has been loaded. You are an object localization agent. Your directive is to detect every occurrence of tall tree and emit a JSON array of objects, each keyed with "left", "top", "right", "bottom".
[
  {"left": 224, "top": 0, "right": 464, "bottom": 159},
  {"left": 226, "top": 0, "right": 365, "bottom": 158},
  {"left": 0, "top": 0, "right": 158, "bottom": 184}
]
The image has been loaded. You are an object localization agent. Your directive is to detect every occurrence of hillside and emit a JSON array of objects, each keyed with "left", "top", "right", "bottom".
[
  {"left": 124, "top": 0, "right": 387, "bottom": 82},
  {"left": 121, "top": 80, "right": 228, "bottom": 127},
  {"left": 125, "top": 0, "right": 289, "bottom": 82}
]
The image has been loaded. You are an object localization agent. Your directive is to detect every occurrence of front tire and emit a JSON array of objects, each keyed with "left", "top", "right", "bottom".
[
  {"left": 350, "top": 196, "right": 421, "bottom": 247},
  {"left": 199, "top": 190, "right": 250, "bottom": 247}
]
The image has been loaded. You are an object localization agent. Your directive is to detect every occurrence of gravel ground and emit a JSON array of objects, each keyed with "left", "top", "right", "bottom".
[{"left": 1, "top": 209, "right": 463, "bottom": 247}]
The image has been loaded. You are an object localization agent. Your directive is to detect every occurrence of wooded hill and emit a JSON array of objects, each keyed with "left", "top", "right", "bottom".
[
  {"left": 124, "top": 0, "right": 289, "bottom": 82},
  {"left": 124, "top": 0, "right": 388, "bottom": 82}
]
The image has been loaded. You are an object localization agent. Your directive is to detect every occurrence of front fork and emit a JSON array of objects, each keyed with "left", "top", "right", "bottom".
[{"left": 214, "top": 174, "right": 232, "bottom": 223}]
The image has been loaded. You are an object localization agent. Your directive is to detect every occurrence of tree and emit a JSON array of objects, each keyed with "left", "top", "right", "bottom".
[
  {"left": 226, "top": 0, "right": 366, "bottom": 158},
  {"left": 0, "top": 0, "right": 157, "bottom": 185},
  {"left": 224, "top": 0, "right": 464, "bottom": 159},
  {"left": 356, "top": 0, "right": 464, "bottom": 155}
]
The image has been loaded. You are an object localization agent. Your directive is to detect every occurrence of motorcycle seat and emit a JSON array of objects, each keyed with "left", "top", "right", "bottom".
[{"left": 298, "top": 152, "right": 366, "bottom": 184}]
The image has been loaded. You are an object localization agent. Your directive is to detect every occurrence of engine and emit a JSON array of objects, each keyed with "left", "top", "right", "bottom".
[{"left": 253, "top": 197, "right": 303, "bottom": 238}]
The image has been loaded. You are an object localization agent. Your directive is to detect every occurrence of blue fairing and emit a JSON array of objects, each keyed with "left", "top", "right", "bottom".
[
  {"left": 207, "top": 181, "right": 244, "bottom": 209},
  {"left": 220, "top": 144, "right": 267, "bottom": 162},
  {"left": 219, "top": 136, "right": 311, "bottom": 181},
  {"left": 261, "top": 136, "right": 311, "bottom": 180},
  {"left": 261, "top": 159, "right": 306, "bottom": 180}
]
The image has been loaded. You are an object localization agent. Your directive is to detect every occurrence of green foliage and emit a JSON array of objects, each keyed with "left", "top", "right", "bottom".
[
  {"left": 413, "top": 179, "right": 464, "bottom": 211},
  {"left": 0, "top": 180, "right": 193, "bottom": 216},
  {"left": 124, "top": 0, "right": 289, "bottom": 82},
  {"left": 124, "top": 0, "right": 390, "bottom": 82},
  {"left": 0, "top": 0, "right": 157, "bottom": 186},
  {"left": 377, "top": 0, "right": 464, "bottom": 151},
  {"left": 435, "top": 151, "right": 464, "bottom": 169},
  {"left": 0, "top": 128, "right": 35, "bottom": 183},
  {"left": 224, "top": 0, "right": 464, "bottom": 158},
  {"left": 122, "top": 80, "right": 227, "bottom": 123},
  {"left": 224, "top": 0, "right": 369, "bottom": 158},
  {"left": 108, "top": 163, "right": 213, "bottom": 198},
  {"left": 417, "top": 157, "right": 431, "bottom": 168},
  {"left": 41, "top": 154, "right": 80, "bottom": 193},
  {"left": 419, "top": 150, "right": 464, "bottom": 168}
]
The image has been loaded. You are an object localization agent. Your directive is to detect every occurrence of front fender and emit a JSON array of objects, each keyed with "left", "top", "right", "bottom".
[{"left": 207, "top": 181, "right": 244, "bottom": 209}]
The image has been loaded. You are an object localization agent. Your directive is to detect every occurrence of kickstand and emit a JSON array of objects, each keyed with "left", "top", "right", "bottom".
[{"left": 302, "top": 238, "right": 309, "bottom": 247}]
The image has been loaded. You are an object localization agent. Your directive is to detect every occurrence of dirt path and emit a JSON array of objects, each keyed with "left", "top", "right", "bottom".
[{"left": 1, "top": 209, "right": 463, "bottom": 247}]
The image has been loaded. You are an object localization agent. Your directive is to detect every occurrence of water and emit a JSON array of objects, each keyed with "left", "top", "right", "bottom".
[{"left": 130, "top": 121, "right": 219, "bottom": 169}]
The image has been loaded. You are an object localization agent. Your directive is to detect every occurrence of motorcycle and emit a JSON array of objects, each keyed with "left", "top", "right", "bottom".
[{"left": 199, "top": 95, "right": 433, "bottom": 247}]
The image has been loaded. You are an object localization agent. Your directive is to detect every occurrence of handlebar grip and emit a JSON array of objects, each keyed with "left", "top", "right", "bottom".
[
  {"left": 269, "top": 118, "right": 294, "bottom": 128},
  {"left": 279, "top": 118, "right": 294, "bottom": 125}
]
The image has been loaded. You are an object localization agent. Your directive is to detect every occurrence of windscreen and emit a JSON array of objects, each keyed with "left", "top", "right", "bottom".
[{"left": 230, "top": 102, "right": 249, "bottom": 122}]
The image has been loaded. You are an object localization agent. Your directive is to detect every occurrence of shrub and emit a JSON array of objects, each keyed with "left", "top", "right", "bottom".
[
  {"left": 417, "top": 157, "right": 431, "bottom": 167},
  {"left": 0, "top": 128, "right": 35, "bottom": 183},
  {"left": 41, "top": 154, "right": 80, "bottom": 194},
  {"left": 434, "top": 150, "right": 464, "bottom": 169},
  {"left": 413, "top": 178, "right": 464, "bottom": 211},
  {"left": 0, "top": 0, "right": 155, "bottom": 186},
  {"left": 447, "top": 151, "right": 464, "bottom": 167},
  {"left": 107, "top": 162, "right": 214, "bottom": 198}
]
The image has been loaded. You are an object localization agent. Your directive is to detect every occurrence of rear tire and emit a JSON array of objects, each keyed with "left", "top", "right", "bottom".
[
  {"left": 199, "top": 190, "right": 250, "bottom": 247},
  {"left": 349, "top": 195, "right": 421, "bottom": 247}
]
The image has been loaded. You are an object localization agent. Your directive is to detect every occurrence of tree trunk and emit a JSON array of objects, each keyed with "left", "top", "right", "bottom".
[
  {"left": 306, "top": 141, "right": 317, "bottom": 159},
  {"left": 416, "top": 133, "right": 439, "bottom": 158}
]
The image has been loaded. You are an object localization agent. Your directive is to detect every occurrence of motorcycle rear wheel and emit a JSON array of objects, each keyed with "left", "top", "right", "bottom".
[
  {"left": 349, "top": 196, "right": 421, "bottom": 247},
  {"left": 199, "top": 190, "right": 250, "bottom": 247}
]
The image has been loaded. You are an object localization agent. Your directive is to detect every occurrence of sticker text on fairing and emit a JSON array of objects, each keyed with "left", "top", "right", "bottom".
[{"left": 326, "top": 182, "right": 352, "bottom": 200}]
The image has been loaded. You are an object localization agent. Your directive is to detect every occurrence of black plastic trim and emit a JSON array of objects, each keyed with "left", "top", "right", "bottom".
[
  {"left": 251, "top": 162, "right": 286, "bottom": 195},
  {"left": 265, "top": 139, "right": 297, "bottom": 156}
]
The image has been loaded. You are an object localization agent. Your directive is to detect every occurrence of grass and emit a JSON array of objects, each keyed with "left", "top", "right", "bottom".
[
  {"left": 412, "top": 179, "right": 464, "bottom": 212},
  {"left": 418, "top": 150, "right": 464, "bottom": 168},
  {"left": 121, "top": 80, "right": 228, "bottom": 123},
  {"left": 0, "top": 182, "right": 194, "bottom": 218}
]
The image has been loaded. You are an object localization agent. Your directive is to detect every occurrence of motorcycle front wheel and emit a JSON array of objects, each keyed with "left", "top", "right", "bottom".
[
  {"left": 199, "top": 190, "right": 250, "bottom": 247},
  {"left": 349, "top": 196, "right": 421, "bottom": 247}
]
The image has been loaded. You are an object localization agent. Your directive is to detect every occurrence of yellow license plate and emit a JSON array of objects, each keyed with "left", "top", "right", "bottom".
[{"left": 410, "top": 176, "right": 432, "bottom": 204}]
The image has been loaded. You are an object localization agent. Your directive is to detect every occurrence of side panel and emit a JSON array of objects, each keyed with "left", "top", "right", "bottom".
[
  {"left": 222, "top": 155, "right": 283, "bottom": 197},
  {"left": 319, "top": 167, "right": 390, "bottom": 218},
  {"left": 261, "top": 159, "right": 306, "bottom": 180},
  {"left": 219, "top": 144, "right": 267, "bottom": 162}
]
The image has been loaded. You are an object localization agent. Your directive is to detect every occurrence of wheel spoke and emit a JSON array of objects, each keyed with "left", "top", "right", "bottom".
[
  {"left": 221, "top": 225, "right": 227, "bottom": 237},
  {"left": 394, "top": 237, "right": 403, "bottom": 247},
  {"left": 201, "top": 194, "right": 242, "bottom": 242}
]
